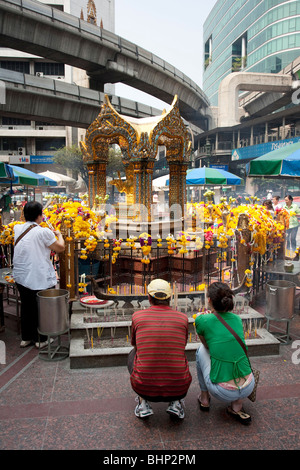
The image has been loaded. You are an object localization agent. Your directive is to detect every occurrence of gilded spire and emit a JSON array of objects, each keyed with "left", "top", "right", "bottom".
[{"left": 87, "top": 0, "right": 97, "bottom": 25}]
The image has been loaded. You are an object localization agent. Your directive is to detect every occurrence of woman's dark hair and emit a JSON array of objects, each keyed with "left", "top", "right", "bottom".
[
  {"left": 23, "top": 201, "right": 43, "bottom": 222},
  {"left": 262, "top": 200, "right": 273, "bottom": 210},
  {"left": 285, "top": 194, "right": 293, "bottom": 201},
  {"left": 207, "top": 281, "right": 234, "bottom": 312}
]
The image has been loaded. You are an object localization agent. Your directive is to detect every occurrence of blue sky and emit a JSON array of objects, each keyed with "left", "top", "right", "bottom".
[{"left": 114, "top": 0, "right": 217, "bottom": 108}]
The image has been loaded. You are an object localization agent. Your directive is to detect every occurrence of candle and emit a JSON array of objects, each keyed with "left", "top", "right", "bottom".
[
  {"left": 189, "top": 333, "right": 192, "bottom": 343},
  {"left": 91, "top": 336, "right": 93, "bottom": 348},
  {"left": 126, "top": 335, "right": 129, "bottom": 342}
]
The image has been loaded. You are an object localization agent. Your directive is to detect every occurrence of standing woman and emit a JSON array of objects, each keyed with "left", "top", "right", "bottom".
[
  {"left": 195, "top": 282, "right": 255, "bottom": 424},
  {"left": 284, "top": 194, "right": 300, "bottom": 253},
  {"left": 13, "top": 201, "right": 65, "bottom": 348}
]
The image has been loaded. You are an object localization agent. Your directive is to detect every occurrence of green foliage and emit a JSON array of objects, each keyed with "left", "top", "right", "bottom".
[
  {"left": 53, "top": 144, "right": 125, "bottom": 183},
  {"left": 53, "top": 145, "right": 88, "bottom": 182}
]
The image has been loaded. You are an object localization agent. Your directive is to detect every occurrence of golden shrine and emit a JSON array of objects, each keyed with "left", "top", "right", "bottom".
[{"left": 80, "top": 94, "right": 192, "bottom": 218}]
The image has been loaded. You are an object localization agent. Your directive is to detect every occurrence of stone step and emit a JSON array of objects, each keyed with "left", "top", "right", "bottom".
[
  {"left": 69, "top": 301, "right": 279, "bottom": 369},
  {"left": 69, "top": 328, "right": 280, "bottom": 369}
]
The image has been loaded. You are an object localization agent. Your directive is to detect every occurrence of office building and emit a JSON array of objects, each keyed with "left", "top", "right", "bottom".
[
  {"left": 0, "top": 0, "right": 115, "bottom": 169},
  {"left": 203, "top": 0, "right": 300, "bottom": 106}
]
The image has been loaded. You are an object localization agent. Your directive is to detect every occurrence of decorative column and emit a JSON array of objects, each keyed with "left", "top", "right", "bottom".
[
  {"left": 168, "top": 161, "right": 187, "bottom": 216},
  {"left": 86, "top": 160, "right": 108, "bottom": 208},
  {"left": 132, "top": 159, "right": 155, "bottom": 220},
  {"left": 59, "top": 218, "right": 76, "bottom": 300},
  {"left": 235, "top": 213, "right": 251, "bottom": 288},
  {"left": 87, "top": 163, "right": 96, "bottom": 208},
  {"left": 168, "top": 162, "right": 180, "bottom": 210}
]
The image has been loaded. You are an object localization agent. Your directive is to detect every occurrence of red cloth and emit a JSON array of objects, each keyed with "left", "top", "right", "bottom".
[{"left": 130, "top": 305, "right": 192, "bottom": 400}]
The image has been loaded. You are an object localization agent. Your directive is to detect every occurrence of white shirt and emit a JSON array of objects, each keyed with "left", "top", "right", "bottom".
[{"left": 13, "top": 222, "right": 57, "bottom": 290}]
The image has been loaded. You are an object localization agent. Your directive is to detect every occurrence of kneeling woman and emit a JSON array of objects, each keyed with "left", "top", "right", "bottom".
[{"left": 195, "top": 282, "right": 255, "bottom": 424}]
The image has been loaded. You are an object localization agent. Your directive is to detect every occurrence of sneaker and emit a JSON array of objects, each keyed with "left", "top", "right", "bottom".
[
  {"left": 166, "top": 400, "right": 185, "bottom": 419},
  {"left": 134, "top": 397, "right": 154, "bottom": 418},
  {"left": 20, "top": 340, "right": 32, "bottom": 348}
]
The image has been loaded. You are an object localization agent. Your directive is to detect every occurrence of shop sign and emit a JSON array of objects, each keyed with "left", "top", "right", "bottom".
[{"left": 232, "top": 136, "right": 300, "bottom": 161}]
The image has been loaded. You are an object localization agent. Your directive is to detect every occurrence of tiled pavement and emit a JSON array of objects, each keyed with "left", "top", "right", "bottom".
[{"left": 0, "top": 293, "right": 299, "bottom": 454}]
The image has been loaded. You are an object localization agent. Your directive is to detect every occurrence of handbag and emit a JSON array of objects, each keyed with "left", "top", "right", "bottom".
[{"left": 214, "top": 311, "right": 260, "bottom": 402}]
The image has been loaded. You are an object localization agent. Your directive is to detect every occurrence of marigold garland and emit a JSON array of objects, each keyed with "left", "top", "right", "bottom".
[{"left": 139, "top": 232, "right": 151, "bottom": 264}]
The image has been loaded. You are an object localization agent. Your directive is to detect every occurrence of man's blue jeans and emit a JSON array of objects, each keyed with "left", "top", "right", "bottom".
[{"left": 196, "top": 344, "right": 255, "bottom": 403}]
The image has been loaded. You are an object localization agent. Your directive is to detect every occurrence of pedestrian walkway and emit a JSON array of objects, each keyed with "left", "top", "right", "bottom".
[{"left": 0, "top": 293, "right": 299, "bottom": 452}]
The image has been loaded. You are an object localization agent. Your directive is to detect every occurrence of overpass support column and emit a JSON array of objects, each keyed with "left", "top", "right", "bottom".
[{"left": 265, "top": 123, "right": 268, "bottom": 143}]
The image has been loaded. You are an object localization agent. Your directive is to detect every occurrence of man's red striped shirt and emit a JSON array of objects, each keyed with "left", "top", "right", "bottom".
[{"left": 130, "top": 305, "right": 192, "bottom": 400}]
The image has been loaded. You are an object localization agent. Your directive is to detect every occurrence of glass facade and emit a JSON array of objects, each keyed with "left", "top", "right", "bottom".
[{"left": 203, "top": 0, "right": 300, "bottom": 106}]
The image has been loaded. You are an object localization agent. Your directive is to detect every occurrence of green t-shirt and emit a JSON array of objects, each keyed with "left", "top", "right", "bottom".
[
  {"left": 195, "top": 312, "right": 251, "bottom": 385},
  {"left": 283, "top": 202, "right": 300, "bottom": 229}
]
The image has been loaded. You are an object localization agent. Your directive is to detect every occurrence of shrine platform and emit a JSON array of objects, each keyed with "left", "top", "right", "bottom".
[
  {"left": 69, "top": 299, "right": 280, "bottom": 369},
  {"left": 0, "top": 291, "right": 299, "bottom": 453}
]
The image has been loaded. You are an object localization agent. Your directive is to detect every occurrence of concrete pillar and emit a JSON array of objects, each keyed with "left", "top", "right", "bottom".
[
  {"left": 265, "top": 123, "right": 268, "bottom": 143},
  {"left": 281, "top": 117, "right": 286, "bottom": 140}
]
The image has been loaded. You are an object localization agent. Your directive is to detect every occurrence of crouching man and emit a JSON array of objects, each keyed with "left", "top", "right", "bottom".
[{"left": 128, "top": 279, "right": 192, "bottom": 419}]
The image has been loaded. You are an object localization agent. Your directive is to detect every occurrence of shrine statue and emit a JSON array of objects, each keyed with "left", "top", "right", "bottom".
[{"left": 110, "top": 169, "right": 134, "bottom": 205}]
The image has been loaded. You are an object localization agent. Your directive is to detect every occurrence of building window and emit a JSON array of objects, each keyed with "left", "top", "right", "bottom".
[
  {"left": 0, "top": 61, "right": 30, "bottom": 73},
  {"left": 232, "top": 33, "right": 247, "bottom": 72},
  {"left": 204, "top": 36, "right": 212, "bottom": 69},
  {"left": 1, "top": 138, "right": 26, "bottom": 151},
  {"left": 1, "top": 117, "right": 31, "bottom": 126},
  {"left": 34, "top": 62, "right": 65, "bottom": 76},
  {"left": 35, "top": 138, "right": 65, "bottom": 151}
]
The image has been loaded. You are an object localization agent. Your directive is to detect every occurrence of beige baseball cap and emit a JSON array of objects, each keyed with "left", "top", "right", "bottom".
[{"left": 147, "top": 279, "right": 172, "bottom": 299}]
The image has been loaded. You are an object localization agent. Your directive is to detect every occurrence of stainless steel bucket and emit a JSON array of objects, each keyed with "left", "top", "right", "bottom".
[
  {"left": 266, "top": 280, "right": 296, "bottom": 320},
  {"left": 37, "top": 289, "right": 69, "bottom": 335}
]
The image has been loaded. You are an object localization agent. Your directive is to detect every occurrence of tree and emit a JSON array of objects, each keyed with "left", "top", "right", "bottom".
[
  {"left": 53, "top": 145, "right": 88, "bottom": 183},
  {"left": 106, "top": 146, "right": 125, "bottom": 177},
  {"left": 53, "top": 144, "right": 125, "bottom": 184}
]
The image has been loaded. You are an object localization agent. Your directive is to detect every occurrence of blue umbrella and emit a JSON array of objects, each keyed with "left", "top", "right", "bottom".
[
  {"left": 7, "top": 165, "right": 46, "bottom": 186},
  {"left": 166, "top": 167, "right": 242, "bottom": 186},
  {"left": 7, "top": 165, "right": 56, "bottom": 187}
]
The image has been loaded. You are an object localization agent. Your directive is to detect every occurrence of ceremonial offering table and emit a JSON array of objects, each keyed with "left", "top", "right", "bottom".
[{"left": 261, "top": 260, "right": 300, "bottom": 285}]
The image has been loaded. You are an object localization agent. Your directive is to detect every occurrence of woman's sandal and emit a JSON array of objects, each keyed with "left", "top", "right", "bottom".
[
  {"left": 198, "top": 394, "right": 210, "bottom": 411},
  {"left": 227, "top": 406, "right": 251, "bottom": 425}
]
